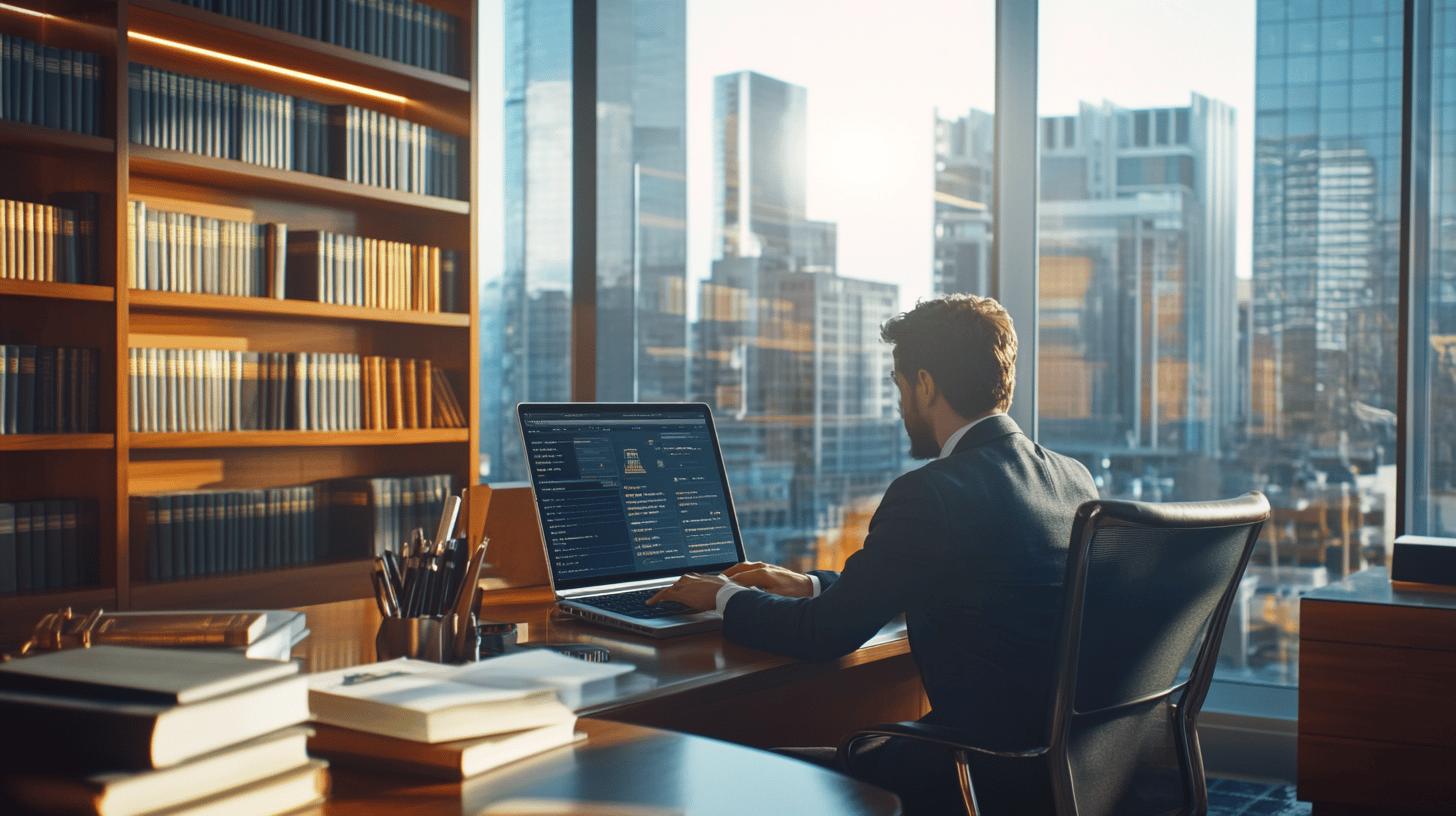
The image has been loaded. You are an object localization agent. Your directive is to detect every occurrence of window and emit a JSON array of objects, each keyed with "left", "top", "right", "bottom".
[
  {"left": 1035, "top": 0, "right": 1403, "bottom": 690},
  {"left": 1413, "top": 0, "right": 1456, "bottom": 537}
]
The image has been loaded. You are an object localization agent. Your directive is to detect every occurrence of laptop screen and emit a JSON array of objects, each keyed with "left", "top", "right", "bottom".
[{"left": 517, "top": 403, "right": 747, "bottom": 591}]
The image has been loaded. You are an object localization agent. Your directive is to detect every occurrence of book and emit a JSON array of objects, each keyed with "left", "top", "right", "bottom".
[
  {"left": 153, "top": 759, "right": 328, "bottom": 816},
  {"left": 0, "top": 676, "right": 309, "bottom": 770},
  {"left": 87, "top": 612, "right": 268, "bottom": 649},
  {"left": 447, "top": 649, "right": 636, "bottom": 711},
  {"left": 0, "top": 344, "right": 100, "bottom": 434},
  {"left": 308, "top": 658, "right": 573, "bottom": 744},
  {"left": 309, "top": 720, "right": 581, "bottom": 780},
  {"left": 0, "top": 33, "right": 102, "bottom": 135},
  {"left": 0, "top": 727, "right": 312, "bottom": 816},
  {"left": 0, "top": 645, "right": 298, "bottom": 705}
]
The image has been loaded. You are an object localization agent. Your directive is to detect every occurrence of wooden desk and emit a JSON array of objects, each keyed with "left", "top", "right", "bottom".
[
  {"left": 295, "top": 591, "right": 927, "bottom": 749},
  {"left": 322, "top": 718, "right": 901, "bottom": 815},
  {"left": 1298, "top": 568, "right": 1456, "bottom": 814}
]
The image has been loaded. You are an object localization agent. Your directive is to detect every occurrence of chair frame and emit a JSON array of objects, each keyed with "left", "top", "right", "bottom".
[{"left": 839, "top": 492, "right": 1269, "bottom": 816}]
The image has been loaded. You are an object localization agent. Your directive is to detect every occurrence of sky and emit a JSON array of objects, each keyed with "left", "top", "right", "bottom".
[{"left": 684, "top": 0, "right": 1258, "bottom": 311}]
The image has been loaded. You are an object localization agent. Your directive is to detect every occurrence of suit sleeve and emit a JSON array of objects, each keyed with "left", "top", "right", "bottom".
[{"left": 722, "top": 472, "right": 944, "bottom": 660}]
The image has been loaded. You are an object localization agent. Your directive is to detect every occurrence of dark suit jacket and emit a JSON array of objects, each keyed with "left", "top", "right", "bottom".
[{"left": 723, "top": 414, "right": 1098, "bottom": 751}]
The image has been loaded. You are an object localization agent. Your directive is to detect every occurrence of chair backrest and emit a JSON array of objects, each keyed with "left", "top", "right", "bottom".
[{"left": 1044, "top": 492, "right": 1269, "bottom": 816}]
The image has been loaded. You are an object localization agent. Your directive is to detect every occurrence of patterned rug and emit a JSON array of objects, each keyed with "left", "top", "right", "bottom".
[{"left": 1206, "top": 778, "right": 1311, "bottom": 816}]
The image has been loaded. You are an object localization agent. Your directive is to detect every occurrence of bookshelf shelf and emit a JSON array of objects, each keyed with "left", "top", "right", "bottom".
[
  {"left": 129, "top": 558, "right": 374, "bottom": 610},
  {"left": 0, "top": 120, "right": 115, "bottom": 156},
  {"left": 0, "top": 280, "right": 115, "bottom": 302},
  {"left": 129, "top": 146, "right": 472, "bottom": 216},
  {"left": 129, "top": 429, "right": 469, "bottom": 449},
  {"left": 128, "top": 290, "right": 470, "bottom": 327},
  {"left": 0, "top": 434, "right": 115, "bottom": 452},
  {"left": 127, "top": 0, "right": 472, "bottom": 103}
]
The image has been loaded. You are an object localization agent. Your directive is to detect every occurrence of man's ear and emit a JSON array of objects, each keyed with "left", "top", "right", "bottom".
[{"left": 915, "top": 369, "right": 937, "bottom": 409}]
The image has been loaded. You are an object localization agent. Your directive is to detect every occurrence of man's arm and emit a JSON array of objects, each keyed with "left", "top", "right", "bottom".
[{"left": 722, "top": 473, "right": 944, "bottom": 661}]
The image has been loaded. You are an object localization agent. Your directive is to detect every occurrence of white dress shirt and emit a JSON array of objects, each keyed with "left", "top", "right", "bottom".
[{"left": 713, "top": 413, "right": 1005, "bottom": 615}]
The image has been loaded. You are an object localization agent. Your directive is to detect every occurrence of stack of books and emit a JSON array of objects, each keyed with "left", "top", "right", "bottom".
[
  {"left": 286, "top": 229, "right": 461, "bottom": 312},
  {"left": 131, "top": 486, "right": 319, "bottom": 582},
  {"left": 0, "top": 646, "right": 325, "bottom": 816},
  {"left": 126, "top": 201, "right": 287, "bottom": 297},
  {"left": 360, "top": 356, "right": 464, "bottom": 430},
  {"left": 0, "top": 34, "right": 103, "bottom": 135},
  {"left": 127, "top": 348, "right": 362, "bottom": 433},
  {"left": 0, "top": 344, "right": 101, "bottom": 434},
  {"left": 307, "top": 656, "right": 581, "bottom": 779},
  {"left": 0, "top": 499, "right": 98, "bottom": 595},
  {"left": 1, "top": 193, "right": 102, "bottom": 284},
  {"left": 84, "top": 610, "right": 309, "bottom": 662},
  {"left": 171, "top": 0, "right": 461, "bottom": 75},
  {"left": 324, "top": 473, "right": 453, "bottom": 557}
]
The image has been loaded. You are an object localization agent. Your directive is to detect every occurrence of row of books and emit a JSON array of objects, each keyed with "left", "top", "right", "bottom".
[
  {"left": 0, "top": 499, "right": 98, "bottom": 595},
  {"left": 0, "top": 647, "right": 325, "bottom": 816},
  {"left": 0, "top": 33, "right": 102, "bottom": 135},
  {"left": 126, "top": 201, "right": 288, "bottom": 297},
  {"left": 333, "top": 105, "right": 461, "bottom": 199},
  {"left": 128, "top": 349, "right": 368, "bottom": 433},
  {"left": 0, "top": 193, "right": 101, "bottom": 284},
  {"left": 287, "top": 230, "right": 462, "bottom": 312},
  {"left": 128, "top": 64, "right": 323, "bottom": 173},
  {"left": 128, "top": 65, "right": 463, "bottom": 199},
  {"left": 1, "top": 345, "right": 101, "bottom": 435},
  {"left": 361, "top": 356, "right": 466, "bottom": 431},
  {"left": 134, "top": 473, "right": 453, "bottom": 580},
  {"left": 173, "top": 0, "right": 460, "bottom": 76},
  {"left": 132, "top": 487, "right": 320, "bottom": 582}
]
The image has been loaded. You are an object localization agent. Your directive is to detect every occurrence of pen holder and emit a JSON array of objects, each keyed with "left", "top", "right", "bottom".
[{"left": 375, "top": 613, "right": 481, "bottom": 663}]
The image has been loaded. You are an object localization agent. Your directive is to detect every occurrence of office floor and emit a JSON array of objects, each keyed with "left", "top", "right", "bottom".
[{"left": 1206, "top": 779, "right": 1311, "bottom": 815}]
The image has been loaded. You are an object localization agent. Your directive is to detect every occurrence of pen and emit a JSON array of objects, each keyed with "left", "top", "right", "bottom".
[
  {"left": 373, "top": 558, "right": 400, "bottom": 616},
  {"left": 434, "top": 496, "right": 461, "bottom": 548}
]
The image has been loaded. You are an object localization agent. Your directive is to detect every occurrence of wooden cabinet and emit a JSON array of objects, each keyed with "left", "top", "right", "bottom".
[{"left": 1298, "top": 568, "right": 1456, "bottom": 814}]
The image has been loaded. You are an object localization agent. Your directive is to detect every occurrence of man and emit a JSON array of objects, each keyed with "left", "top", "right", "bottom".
[{"left": 648, "top": 294, "right": 1097, "bottom": 814}]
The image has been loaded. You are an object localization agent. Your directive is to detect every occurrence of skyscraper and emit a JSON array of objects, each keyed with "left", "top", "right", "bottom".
[
  {"left": 935, "top": 96, "right": 1239, "bottom": 461},
  {"left": 698, "top": 70, "right": 901, "bottom": 565},
  {"left": 485, "top": 0, "right": 688, "bottom": 480},
  {"left": 1250, "top": 0, "right": 1401, "bottom": 466}
]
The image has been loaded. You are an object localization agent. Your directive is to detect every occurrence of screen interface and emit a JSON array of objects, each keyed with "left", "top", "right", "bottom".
[{"left": 519, "top": 405, "right": 743, "bottom": 589}]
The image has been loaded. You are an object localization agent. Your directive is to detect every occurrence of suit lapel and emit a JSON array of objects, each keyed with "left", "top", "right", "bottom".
[{"left": 950, "top": 414, "right": 1022, "bottom": 456}]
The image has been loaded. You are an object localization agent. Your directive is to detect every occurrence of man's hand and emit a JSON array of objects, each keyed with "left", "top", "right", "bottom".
[
  {"left": 646, "top": 572, "right": 735, "bottom": 612},
  {"left": 723, "top": 561, "right": 815, "bottom": 597}
]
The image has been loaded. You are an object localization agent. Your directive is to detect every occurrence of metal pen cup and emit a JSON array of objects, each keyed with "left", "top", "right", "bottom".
[{"left": 375, "top": 613, "right": 481, "bottom": 663}]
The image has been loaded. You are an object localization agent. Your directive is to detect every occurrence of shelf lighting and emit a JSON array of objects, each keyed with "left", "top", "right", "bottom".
[
  {"left": 0, "top": 3, "right": 54, "bottom": 19},
  {"left": 127, "top": 31, "right": 409, "bottom": 104}
]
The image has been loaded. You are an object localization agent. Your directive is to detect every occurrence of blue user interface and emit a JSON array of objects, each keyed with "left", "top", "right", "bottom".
[{"left": 520, "top": 406, "right": 742, "bottom": 588}]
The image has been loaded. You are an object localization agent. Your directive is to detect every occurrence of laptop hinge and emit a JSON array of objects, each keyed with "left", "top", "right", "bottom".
[{"left": 557, "top": 576, "right": 676, "bottom": 600}]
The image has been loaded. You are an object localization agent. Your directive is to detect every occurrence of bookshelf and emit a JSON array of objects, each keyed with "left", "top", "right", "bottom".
[{"left": 0, "top": 0, "right": 479, "bottom": 638}]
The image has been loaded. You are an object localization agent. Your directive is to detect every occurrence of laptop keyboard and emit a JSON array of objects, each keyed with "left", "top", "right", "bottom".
[{"left": 576, "top": 588, "right": 693, "bottom": 619}]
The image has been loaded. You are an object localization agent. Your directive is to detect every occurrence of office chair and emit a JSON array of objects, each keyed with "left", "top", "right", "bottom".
[{"left": 839, "top": 491, "right": 1270, "bottom": 816}]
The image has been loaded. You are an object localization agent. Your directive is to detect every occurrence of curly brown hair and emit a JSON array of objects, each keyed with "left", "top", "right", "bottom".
[{"left": 880, "top": 294, "right": 1017, "bottom": 416}]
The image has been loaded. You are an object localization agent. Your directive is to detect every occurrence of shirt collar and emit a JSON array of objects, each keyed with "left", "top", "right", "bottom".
[{"left": 939, "top": 413, "right": 1006, "bottom": 459}]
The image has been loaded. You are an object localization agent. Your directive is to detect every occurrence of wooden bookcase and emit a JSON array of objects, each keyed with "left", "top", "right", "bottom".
[{"left": 0, "top": 0, "right": 479, "bottom": 638}]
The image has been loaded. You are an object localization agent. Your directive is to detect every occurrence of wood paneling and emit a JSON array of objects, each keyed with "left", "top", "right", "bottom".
[{"left": 1299, "top": 734, "right": 1456, "bottom": 814}]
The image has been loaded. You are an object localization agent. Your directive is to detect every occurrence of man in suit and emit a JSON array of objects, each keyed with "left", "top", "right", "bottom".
[{"left": 648, "top": 294, "right": 1098, "bottom": 814}]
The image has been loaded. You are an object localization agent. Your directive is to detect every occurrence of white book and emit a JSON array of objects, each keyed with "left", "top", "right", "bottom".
[
  {"left": 308, "top": 658, "right": 573, "bottom": 744},
  {"left": 446, "top": 649, "right": 635, "bottom": 711}
]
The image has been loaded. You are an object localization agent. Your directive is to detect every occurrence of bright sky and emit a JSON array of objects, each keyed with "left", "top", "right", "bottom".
[{"left": 685, "top": 0, "right": 1257, "bottom": 312}]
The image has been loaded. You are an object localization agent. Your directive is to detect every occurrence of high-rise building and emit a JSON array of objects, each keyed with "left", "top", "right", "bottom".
[
  {"left": 933, "top": 109, "right": 995, "bottom": 296},
  {"left": 484, "top": 0, "right": 688, "bottom": 481},
  {"left": 1250, "top": 0, "right": 1402, "bottom": 467},
  {"left": 714, "top": 71, "right": 808, "bottom": 265},
  {"left": 698, "top": 70, "right": 902, "bottom": 565},
  {"left": 935, "top": 96, "right": 1239, "bottom": 460}
]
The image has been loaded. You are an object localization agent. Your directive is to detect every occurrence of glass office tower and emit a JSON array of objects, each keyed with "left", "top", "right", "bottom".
[{"left": 484, "top": 0, "right": 689, "bottom": 481}]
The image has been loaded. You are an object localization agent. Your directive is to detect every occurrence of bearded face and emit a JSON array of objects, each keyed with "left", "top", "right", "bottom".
[{"left": 894, "top": 371, "right": 940, "bottom": 460}]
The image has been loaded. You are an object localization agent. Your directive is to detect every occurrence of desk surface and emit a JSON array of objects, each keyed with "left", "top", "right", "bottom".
[{"left": 294, "top": 592, "right": 911, "bottom": 816}]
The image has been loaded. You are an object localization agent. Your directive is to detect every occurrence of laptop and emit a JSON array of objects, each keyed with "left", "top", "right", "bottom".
[{"left": 517, "top": 402, "right": 748, "bottom": 638}]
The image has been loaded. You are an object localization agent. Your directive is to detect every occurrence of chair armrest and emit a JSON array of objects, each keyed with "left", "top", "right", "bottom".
[{"left": 838, "top": 721, "right": 1049, "bottom": 761}]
